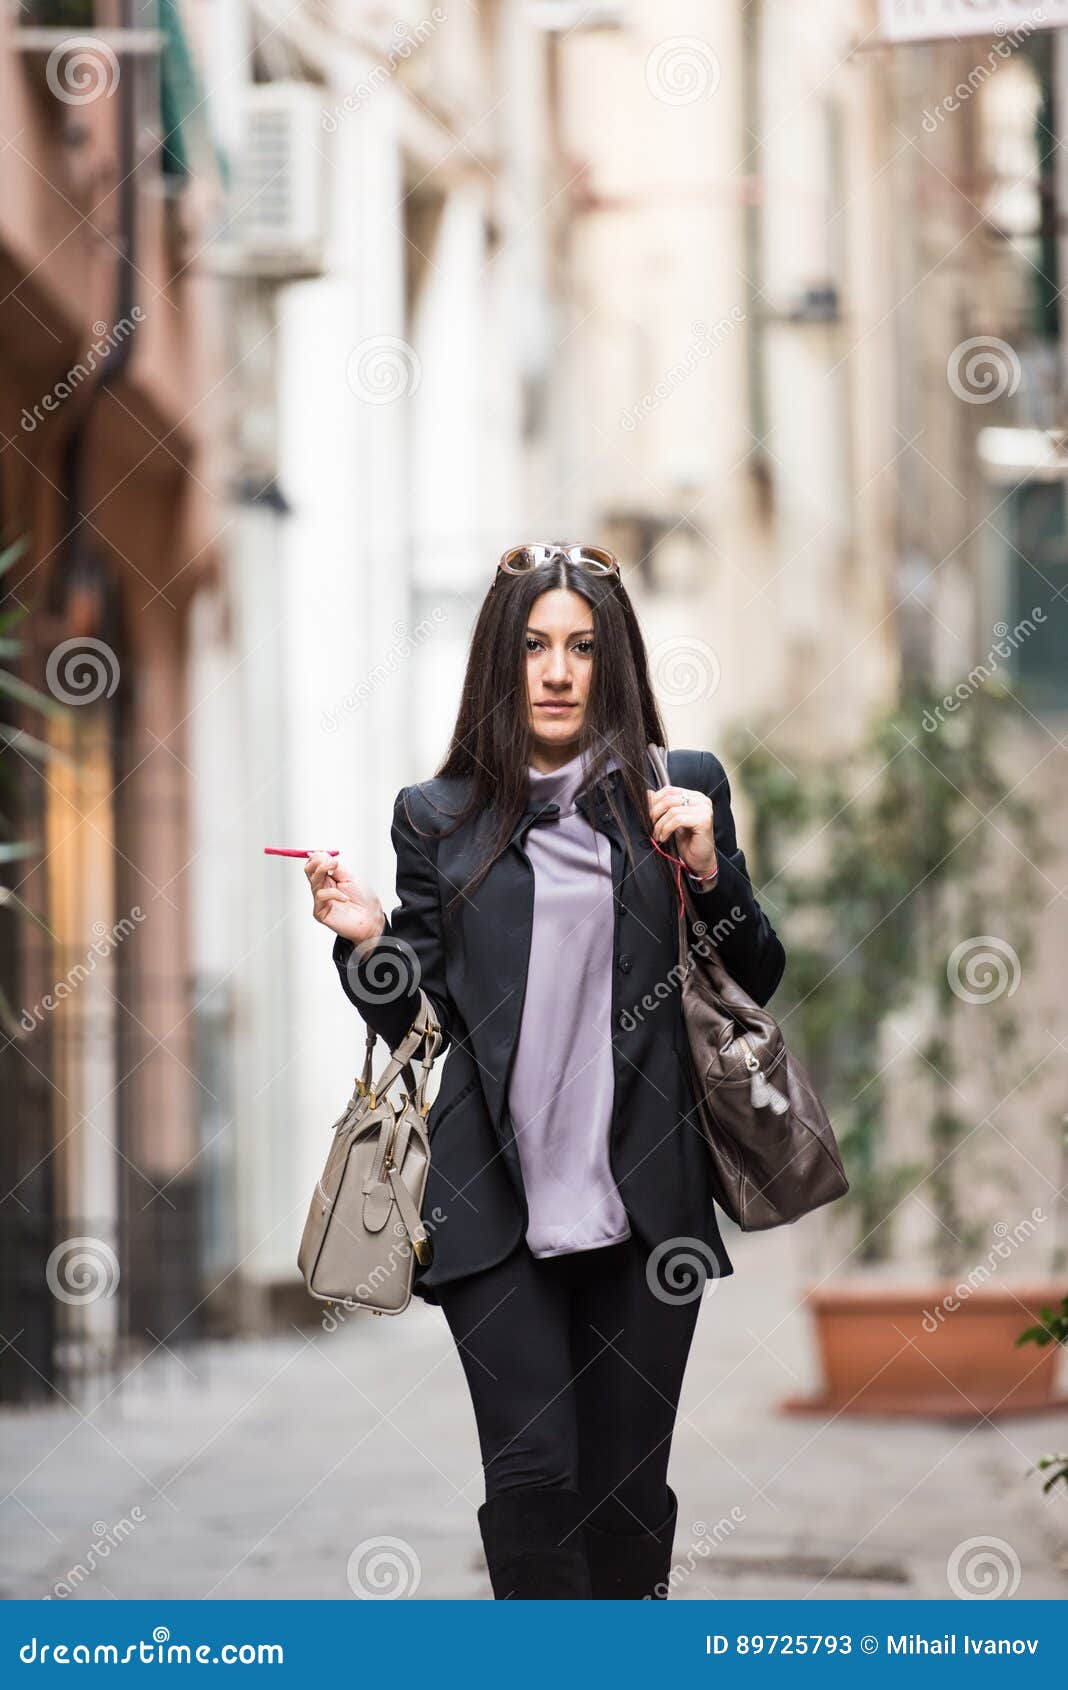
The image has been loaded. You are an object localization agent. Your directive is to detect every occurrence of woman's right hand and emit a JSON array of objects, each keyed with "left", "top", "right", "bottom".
[{"left": 304, "top": 852, "right": 386, "bottom": 947}]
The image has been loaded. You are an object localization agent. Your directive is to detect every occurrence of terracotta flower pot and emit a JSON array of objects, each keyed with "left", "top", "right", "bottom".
[{"left": 782, "top": 1285, "right": 1067, "bottom": 1420}]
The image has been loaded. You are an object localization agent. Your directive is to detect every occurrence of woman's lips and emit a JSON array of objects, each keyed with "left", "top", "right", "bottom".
[{"left": 536, "top": 702, "right": 575, "bottom": 711}]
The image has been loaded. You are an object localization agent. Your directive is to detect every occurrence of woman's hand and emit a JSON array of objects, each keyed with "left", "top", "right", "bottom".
[
  {"left": 647, "top": 785, "right": 718, "bottom": 881},
  {"left": 304, "top": 852, "right": 386, "bottom": 946}
]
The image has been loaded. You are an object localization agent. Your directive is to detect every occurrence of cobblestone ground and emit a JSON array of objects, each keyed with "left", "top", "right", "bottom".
[{"left": 2, "top": 1230, "right": 1066, "bottom": 1602}]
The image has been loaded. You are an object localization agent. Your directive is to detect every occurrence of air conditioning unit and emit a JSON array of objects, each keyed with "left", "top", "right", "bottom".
[{"left": 220, "top": 82, "right": 326, "bottom": 276}]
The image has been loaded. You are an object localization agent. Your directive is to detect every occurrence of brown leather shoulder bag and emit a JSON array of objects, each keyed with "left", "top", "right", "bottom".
[{"left": 647, "top": 742, "right": 848, "bottom": 1230}]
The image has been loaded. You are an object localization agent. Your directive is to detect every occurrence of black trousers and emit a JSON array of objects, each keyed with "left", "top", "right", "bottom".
[{"left": 436, "top": 1229, "right": 705, "bottom": 1533}]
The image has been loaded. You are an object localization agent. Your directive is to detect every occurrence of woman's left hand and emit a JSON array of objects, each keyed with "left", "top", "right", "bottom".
[{"left": 647, "top": 785, "right": 717, "bottom": 880}]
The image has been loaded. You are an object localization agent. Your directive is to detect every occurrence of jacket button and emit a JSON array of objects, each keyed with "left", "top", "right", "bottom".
[{"left": 618, "top": 955, "right": 632, "bottom": 974}]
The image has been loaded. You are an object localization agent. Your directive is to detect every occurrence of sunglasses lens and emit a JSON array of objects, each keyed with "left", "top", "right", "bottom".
[
  {"left": 499, "top": 546, "right": 536, "bottom": 572},
  {"left": 580, "top": 548, "right": 617, "bottom": 573}
]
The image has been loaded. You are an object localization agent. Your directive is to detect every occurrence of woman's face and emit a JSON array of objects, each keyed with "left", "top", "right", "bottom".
[{"left": 524, "top": 587, "right": 594, "bottom": 757}]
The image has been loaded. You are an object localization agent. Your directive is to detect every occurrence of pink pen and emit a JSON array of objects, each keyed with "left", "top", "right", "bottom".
[{"left": 264, "top": 848, "right": 339, "bottom": 859}]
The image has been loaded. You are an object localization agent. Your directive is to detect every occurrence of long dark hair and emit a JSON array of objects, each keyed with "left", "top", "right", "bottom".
[{"left": 409, "top": 558, "right": 674, "bottom": 919}]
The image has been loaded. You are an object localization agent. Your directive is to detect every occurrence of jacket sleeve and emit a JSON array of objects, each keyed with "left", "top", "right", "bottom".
[
  {"left": 331, "top": 785, "right": 456, "bottom": 1054},
  {"left": 681, "top": 751, "right": 786, "bottom": 1007}
]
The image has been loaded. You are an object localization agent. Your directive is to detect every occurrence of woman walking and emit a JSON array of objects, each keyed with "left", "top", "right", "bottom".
[{"left": 305, "top": 542, "right": 785, "bottom": 1600}]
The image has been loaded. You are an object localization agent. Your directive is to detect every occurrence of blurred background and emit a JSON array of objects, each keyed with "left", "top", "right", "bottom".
[{"left": 0, "top": 0, "right": 1066, "bottom": 1601}]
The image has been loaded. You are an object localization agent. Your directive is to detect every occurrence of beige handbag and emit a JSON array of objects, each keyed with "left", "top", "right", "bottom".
[
  {"left": 647, "top": 742, "right": 848, "bottom": 1230},
  {"left": 298, "top": 992, "right": 442, "bottom": 1315}
]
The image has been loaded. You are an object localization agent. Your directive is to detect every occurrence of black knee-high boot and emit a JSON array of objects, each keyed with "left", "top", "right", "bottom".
[
  {"left": 477, "top": 1485, "right": 593, "bottom": 1599},
  {"left": 583, "top": 1486, "right": 679, "bottom": 1599}
]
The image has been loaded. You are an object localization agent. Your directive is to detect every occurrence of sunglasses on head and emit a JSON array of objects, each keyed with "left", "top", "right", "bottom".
[{"left": 496, "top": 542, "right": 620, "bottom": 580}]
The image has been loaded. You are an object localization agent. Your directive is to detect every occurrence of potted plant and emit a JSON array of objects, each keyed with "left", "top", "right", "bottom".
[{"left": 728, "top": 689, "right": 1066, "bottom": 1419}]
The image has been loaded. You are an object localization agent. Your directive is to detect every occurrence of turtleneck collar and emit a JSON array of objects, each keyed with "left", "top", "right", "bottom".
[{"left": 526, "top": 745, "right": 621, "bottom": 817}]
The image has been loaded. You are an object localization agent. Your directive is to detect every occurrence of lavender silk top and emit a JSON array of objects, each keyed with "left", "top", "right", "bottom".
[{"left": 507, "top": 745, "right": 632, "bottom": 1258}]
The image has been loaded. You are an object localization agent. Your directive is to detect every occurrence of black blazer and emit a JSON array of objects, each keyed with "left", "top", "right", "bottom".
[{"left": 332, "top": 749, "right": 785, "bottom": 1303}]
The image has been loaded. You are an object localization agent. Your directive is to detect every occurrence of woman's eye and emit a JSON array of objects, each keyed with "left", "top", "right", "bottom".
[{"left": 525, "top": 637, "right": 594, "bottom": 655}]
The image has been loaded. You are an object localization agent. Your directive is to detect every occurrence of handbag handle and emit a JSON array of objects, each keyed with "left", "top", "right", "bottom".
[
  {"left": 359, "top": 993, "right": 441, "bottom": 1112},
  {"left": 646, "top": 742, "right": 713, "bottom": 970},
  {"left": 646, "top": 741, "right": 690, "bottom": 912}
]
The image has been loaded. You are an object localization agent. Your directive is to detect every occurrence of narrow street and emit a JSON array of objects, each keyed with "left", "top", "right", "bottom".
[{"left": 3, "top": 1231, "right": 1065, "bottom": 1602}]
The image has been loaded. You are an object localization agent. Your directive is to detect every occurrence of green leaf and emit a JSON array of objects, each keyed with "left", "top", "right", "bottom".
[
  {"left": 0, "top": 537, "right": 27, "bottom": 579},
  {"left": 0, "top": 723, "right": 73, "bottom": 767},
  {"left": 0, "top": 670, "right": 63, "bottom": 717},
  {"left": 0, "top": 842, "right": 40, "bottom": 864}
]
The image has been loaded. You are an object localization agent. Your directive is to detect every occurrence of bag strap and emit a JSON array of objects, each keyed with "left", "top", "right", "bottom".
[
  {"left": 361, "top": 993, "right": 440, "bottom": 1109},
  {"left": 645, "top": 741, "right": 711, "bottom": 970}
]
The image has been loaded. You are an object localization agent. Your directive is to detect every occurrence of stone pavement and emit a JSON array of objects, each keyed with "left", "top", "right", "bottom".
[{"left": 2, "top": 1228, "right": 1066, "bottom": 1602}]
